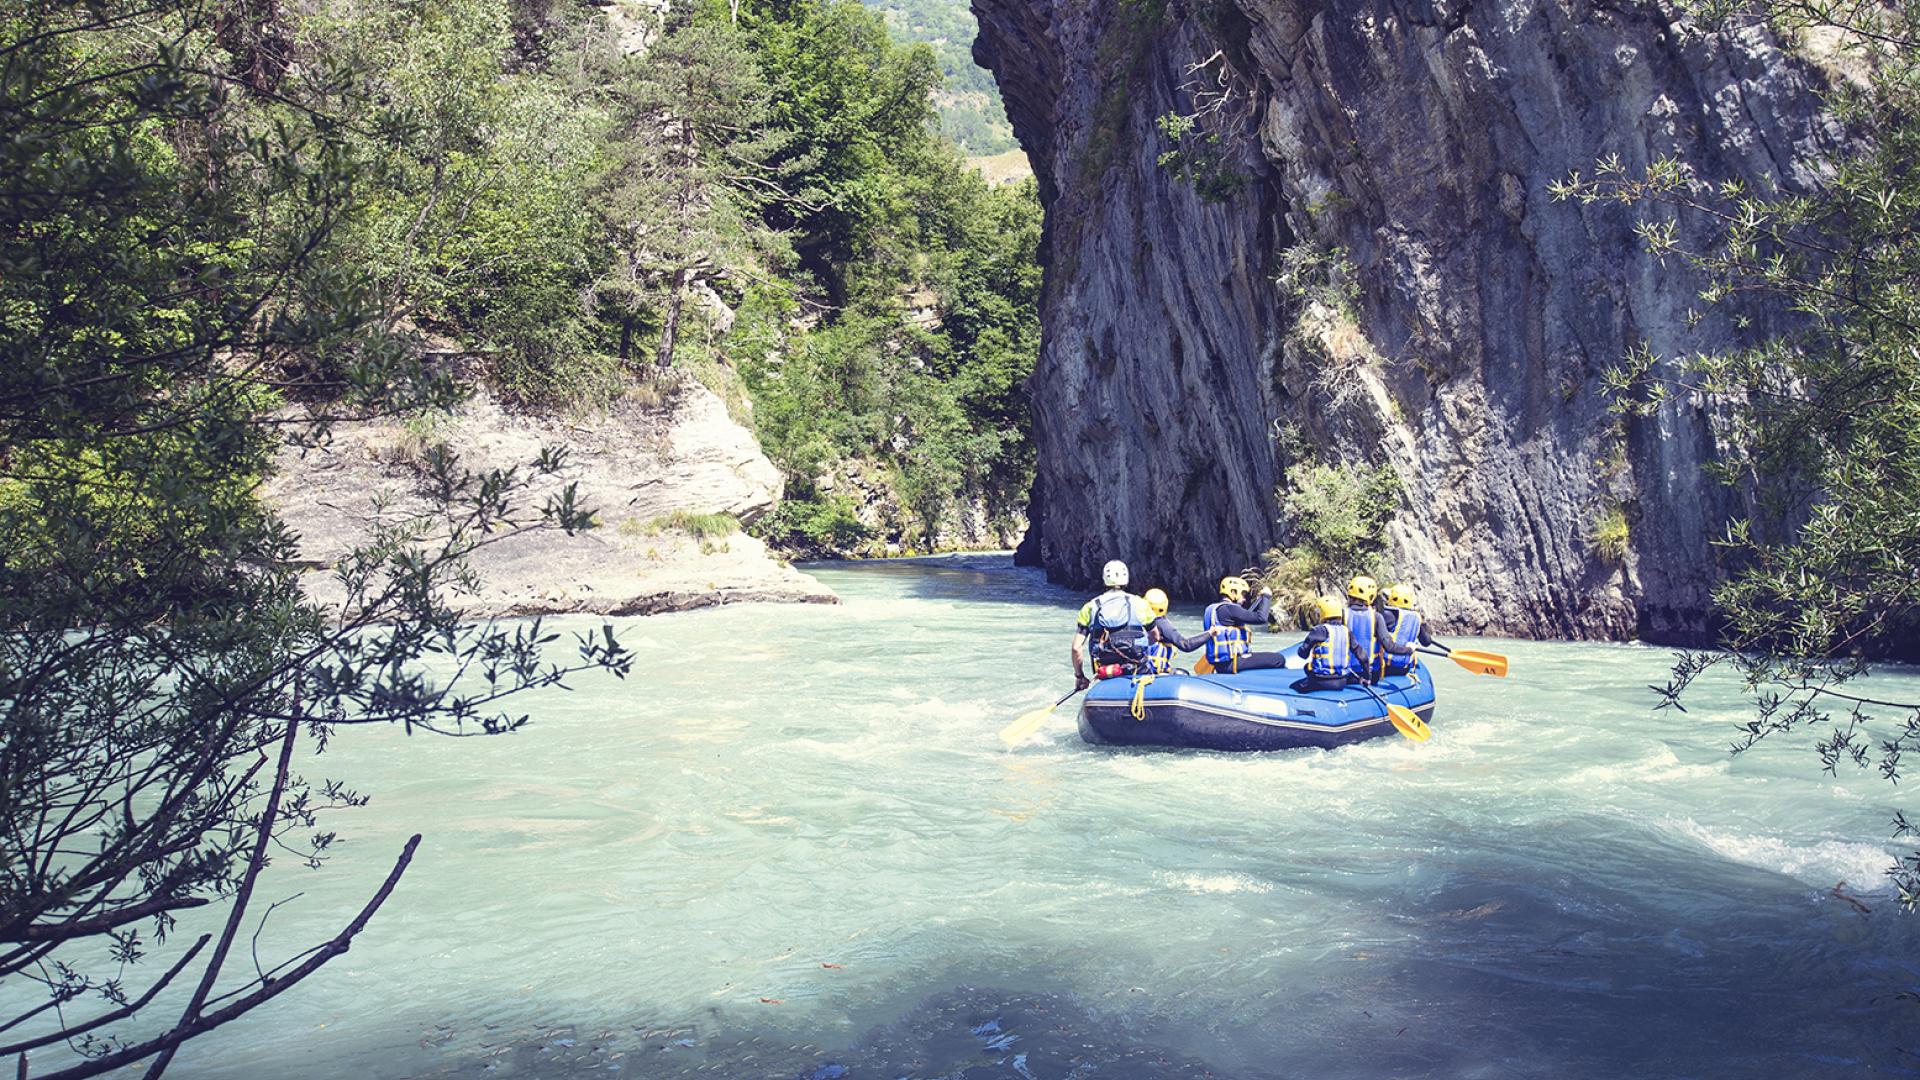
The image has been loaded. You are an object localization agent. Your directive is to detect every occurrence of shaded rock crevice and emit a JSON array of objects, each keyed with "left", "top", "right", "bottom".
[{"left": 972, "top": 0, "right": 1839, "bottom": 641}]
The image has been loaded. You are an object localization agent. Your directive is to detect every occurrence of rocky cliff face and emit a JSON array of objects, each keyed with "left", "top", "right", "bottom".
[{"left": 973, "top": 0, "right": 1838, "bottom": 640}]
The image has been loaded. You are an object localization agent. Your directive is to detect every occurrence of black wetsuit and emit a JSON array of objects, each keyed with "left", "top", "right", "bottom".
[
  {"left": 1205, "top": 593, "right": 1290, "bottom": 672},
  {"left": 1293, "top": 624, "right": 1354, "bottom": 692},
  {"left": 1150, "top": 616, "right": 1209, "bottom": 654},
  {"left": 1139, "top": 615, "right": 1212, "bottom": 674},
  {"left": 1381, "top": 607, "right": 1439, "bottom": 649}
]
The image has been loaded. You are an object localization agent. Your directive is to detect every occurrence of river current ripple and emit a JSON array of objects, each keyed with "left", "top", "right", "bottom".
[{"left": 51, "top": 557, "right": 1920, "bottom": 1077}]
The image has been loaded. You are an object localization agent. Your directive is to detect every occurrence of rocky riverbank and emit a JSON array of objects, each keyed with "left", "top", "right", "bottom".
[{"left": 266, "top": 372, "right": 837, "bottom": 618}]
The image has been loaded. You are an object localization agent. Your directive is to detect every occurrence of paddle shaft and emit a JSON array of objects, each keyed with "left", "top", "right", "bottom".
[
  {"left": 1420, "top": 644, "right": 1509, "bottom": 677},
  {"left": 997, "top": 686, "right": 1086, "bottom": 747},
  {"left": 1353, "top": 680, "right": 1394, "bottom": 711},
  {"left": 1353, "top": 679, "right": 1430, "bottom": 742}
]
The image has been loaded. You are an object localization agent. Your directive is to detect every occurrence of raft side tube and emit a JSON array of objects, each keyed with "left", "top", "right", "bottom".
[{"left": 1075, "top": 661, "right": 1436, "bottom": 752}]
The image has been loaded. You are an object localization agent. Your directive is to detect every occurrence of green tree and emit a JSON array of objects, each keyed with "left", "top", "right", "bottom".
[
  {"left": 730, "top": 0, "right": 1043, "bottom": 549},
  {"left": 0, "top": 6, "right": 628, "bottom": 1074},
  {"left": 585, "top": 11, "right": 793, "bottom": 367},
  {"left": 299, "top": 0, "right": 607, "bottom": 404},
  {"left": 745, "top": 0, "right": 941, "bottom": 303},
  {"left": 1552, "top": 1, "right": 1920, "bottom": 907}
]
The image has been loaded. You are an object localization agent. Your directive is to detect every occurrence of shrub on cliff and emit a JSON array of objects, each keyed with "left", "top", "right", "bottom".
[
  {"left": 1261, "top": 463, "right": 1403, "bottom": 619},
  {"left": 1554, "top": 0, "right": 1920, "bottom": 908}
]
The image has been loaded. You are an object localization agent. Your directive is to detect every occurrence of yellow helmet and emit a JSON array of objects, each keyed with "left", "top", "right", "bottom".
[
  {"left": 1385, "top": 583, "right": 1415, "bottom": 608},
  {"left": 1144, "top": 588, "right": 1170, "bottom": 618},
  {"left": 1218, "top": 576, "right": 1249, "bottom": 603},
  {"left": 1316, "top": 594, "right": 1343, "bottom": 621},
  {"left": 1346, "top": 575, "right": 1378, "bottom": 605}
]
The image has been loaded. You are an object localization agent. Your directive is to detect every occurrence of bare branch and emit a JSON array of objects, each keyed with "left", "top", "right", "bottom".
[
  {"left": 33, "top": 836, "right": 421, "bottom": 1080},
  {"left": 0, "top": 935, "right": 212, "bottom": 1057}
]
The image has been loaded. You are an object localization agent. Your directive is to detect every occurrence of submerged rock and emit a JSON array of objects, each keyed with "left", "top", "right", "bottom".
[
  {"left": 972, "top": 0, "right": 1839, "bottom": 642},
  {"left": 266, "top": 372, "right": 836, "bottom": 617}
]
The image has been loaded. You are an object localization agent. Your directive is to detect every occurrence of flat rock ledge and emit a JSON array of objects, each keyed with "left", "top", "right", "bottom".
[{"left": 265, "top": 374, "right": 838, "bottom": 618}]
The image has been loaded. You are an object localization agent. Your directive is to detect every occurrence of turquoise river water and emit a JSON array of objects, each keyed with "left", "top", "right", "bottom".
[{"left": 29, "top": 556, "right": 1920, "bottom": 1078}]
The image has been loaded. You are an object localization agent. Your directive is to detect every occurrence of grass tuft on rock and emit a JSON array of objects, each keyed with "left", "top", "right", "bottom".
[
  {"left": 1591, "top": 503, "right": 1630, "bottom": 563},
  {"left": 631, "top": 510, "right": 741, "bottom": 541}
]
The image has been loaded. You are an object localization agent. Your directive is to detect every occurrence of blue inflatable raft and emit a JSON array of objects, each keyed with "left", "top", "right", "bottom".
[{"left": 1076, "top": 655, "right": 1436, "bottom": 752}]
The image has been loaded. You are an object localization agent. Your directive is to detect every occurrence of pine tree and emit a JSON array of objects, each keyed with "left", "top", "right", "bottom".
[{"left": 588, "top": 14, "right": 794, "bottom": 366}]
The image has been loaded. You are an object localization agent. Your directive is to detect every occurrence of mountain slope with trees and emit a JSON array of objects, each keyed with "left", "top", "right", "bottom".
[
  {"left": 860, "top": 0, "right": 1019, "bottom": 153},
  {"left": 243, "top": 0, "right": 1043, "bottom": 554}
]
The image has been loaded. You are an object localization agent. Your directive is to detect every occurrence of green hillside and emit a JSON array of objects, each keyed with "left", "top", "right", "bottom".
[{"left": 861, "top": 0, "right": 1017, "bottom": 153}]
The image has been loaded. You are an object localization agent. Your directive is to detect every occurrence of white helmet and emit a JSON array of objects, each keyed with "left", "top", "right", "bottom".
[{"left": 1101, "top": 559, "right": 1129, "bottom": 588}]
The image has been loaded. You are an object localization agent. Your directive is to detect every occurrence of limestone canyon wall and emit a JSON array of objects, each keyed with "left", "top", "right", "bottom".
[{"left": 973, "top": 0, "right": 1837, "bottom": 641}]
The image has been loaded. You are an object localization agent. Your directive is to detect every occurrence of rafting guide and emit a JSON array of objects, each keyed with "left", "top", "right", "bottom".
[
  {"left": 1069, "top": 559, "right": 1154, "bottom": 688},
  {"left": 1068, "top": 560, "right": 1219, "bottom": 686}
]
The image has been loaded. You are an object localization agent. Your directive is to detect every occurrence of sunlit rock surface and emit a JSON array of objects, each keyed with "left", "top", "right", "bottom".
[
  {"left": 266, "top": 372, "right": 836, "bottom": 616},
  {"left": 974, "top": 0, "right": 1838, "bottom": 641}
]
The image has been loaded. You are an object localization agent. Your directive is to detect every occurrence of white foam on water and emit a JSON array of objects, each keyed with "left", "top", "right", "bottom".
[
  {"left": 976, "top": 877, "right": 1150, "bottom": 903},
  {"left": 1563, "top": 745, "right": 1723, "bottom": 787},
  {"left": 723, "top": 806, "right": 798, "bottom": 827},
  {"left": 1107, "top": 756, "right": 1182, "bottom": 783},
  {"left": 1665, "top": 817, "right": 1899, "bottom": 890},
  {"left": 891, "top": 697, "right": 995, "bottom": 725},
  {"left": 1426, "top": 717, "right": 1504, "bottom": 746},
  {"left": 612, "top": 632, "right": 671, "bottom": 653},
  {"left": 1154, "top": 871, "right": 1275, "bottom": 895},
  {"left": 831, "top": 595, "right": 969, "bottom": 620}
]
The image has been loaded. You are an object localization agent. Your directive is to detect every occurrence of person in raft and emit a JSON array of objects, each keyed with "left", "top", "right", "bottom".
[
  {"left": 1295, "top": 594, "right": 1358, "bottom": 691},
  {"left": 1072, "top": 561, "right": 1222, "bottom": 687},
  {"left": 1071, "top": 560, "right": 1155, "bottom": 689},
  {"left": 1200, "top": 575, "right": 1290, "bottom": 673},
  {"left": 1344, "top": 574, "right": 1413, "bottom": 683},
  {"left": 1141, "top": 587, "right": 1216, "bottom": 674},
  {"left": 1380, "top": 582, "right": 1446, "bottom": 678}
]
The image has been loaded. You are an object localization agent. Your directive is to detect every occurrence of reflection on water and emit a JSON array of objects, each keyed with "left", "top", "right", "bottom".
[{"left": 17, "top": 556, "right": 1920, "bottom": 1078}]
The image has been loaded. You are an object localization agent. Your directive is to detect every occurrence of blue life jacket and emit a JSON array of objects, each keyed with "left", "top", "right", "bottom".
[
  {"left": 1384, "top": 608, "right": 1422, "bottom": 676},
  {"left": 1308, "top": 623, "right": 1354, "bottom": 678},
  {"left": 1346, "top": 605, "right": 1381, "bottom": 681},
  {"left": 1089, "top": 591, "right": 1151, "bottom": 667},
  {"left": 1202, "top": 602, "right": 1252, "bottom": 668},
  {"left": 1146, "top": 639, "right": 1176, "bottom": 674}
]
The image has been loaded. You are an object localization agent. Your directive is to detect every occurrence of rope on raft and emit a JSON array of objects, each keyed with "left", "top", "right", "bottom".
[{"left": 1129, "top": 673, "right": 1156, "bottom": 720}]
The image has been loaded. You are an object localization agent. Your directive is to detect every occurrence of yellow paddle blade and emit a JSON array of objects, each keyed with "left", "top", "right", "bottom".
[
  {"left": 1447, "top": 649, "right": 1509, "bottom": 678},
  {"left": 998, "top": 703, "right": 1059, "bottom": 748},
  {"left": 1194, "top": 656, "right": 1214, "bottom": 675},
  {"left": 1387, "top": 704, "right": 1432, "bottom": 742}
]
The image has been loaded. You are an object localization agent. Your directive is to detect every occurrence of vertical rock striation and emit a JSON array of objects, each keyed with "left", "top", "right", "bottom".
[{"left": 974, "top": 0, "right": 1838, "bottom": 641}]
